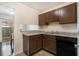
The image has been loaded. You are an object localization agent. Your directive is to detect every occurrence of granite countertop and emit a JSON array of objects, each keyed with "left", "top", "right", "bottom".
[
  {"left": 21, "top": 30, "right": 77, "bottom": 38},
  {"left": 22, "top": 30, "right": 44, "bottom": 36},
  {"left": 44, "top": 32, "right": 77, "bottom": 38}
]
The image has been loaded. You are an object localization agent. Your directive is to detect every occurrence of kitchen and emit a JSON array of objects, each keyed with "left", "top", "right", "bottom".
[{"left": 0, "top": 2, "right": 78, "bottom": 56}]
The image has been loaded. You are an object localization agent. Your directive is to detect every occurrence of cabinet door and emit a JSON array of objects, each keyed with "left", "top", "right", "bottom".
[
  {"left": 23, "top": 35, "right": 30, "bottom": 55},
  {"left": 45, "top": 12, "right": 51, "bottom": 23},
  {"left": 30, "top": 35, "right": 42, "bottom": 54},
  {"left": 45, "top": 9, "right": 59, "bottom": 23},
  {"left": 43, "top": 35, "right": 56, "bottom": 54},
  {"left": 50, "top": 9, "right": 59, "bottom": 22},
  {"left": 59, "top": 3, "right": 77, "bottom": 24},
  {"left": 39, "top": 13, "right": 46, "bottom": 26},
  {"left": 36, "top": 35, "right": 42, "bottom": 50}
]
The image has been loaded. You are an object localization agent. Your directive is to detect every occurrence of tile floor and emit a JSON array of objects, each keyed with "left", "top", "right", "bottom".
[
  {"left": 2, "top": 41, "right": 11, "bottom": 56},
  {"left": 16, "top": 50, "right": 54, "bottom": 56}
]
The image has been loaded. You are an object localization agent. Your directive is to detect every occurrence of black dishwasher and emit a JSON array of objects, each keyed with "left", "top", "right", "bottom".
[{"left": 56, "top": 36, "right": 77, "bottom": 56}]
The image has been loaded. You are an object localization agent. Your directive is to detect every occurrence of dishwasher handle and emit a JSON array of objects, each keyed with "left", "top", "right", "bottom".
[{"left": 75, "top": 44, "right": 79, "bottom": 48}]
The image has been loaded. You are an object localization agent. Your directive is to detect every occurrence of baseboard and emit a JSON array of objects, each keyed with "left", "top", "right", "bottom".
[
  {"left": 15, "top": 50, "right": 23, "bottom": 56},
  {"left": 30, "top": 49, "right": 42, "bottom": 56},
  {"left": 14, "top": 49, "right": 56, "bottom": 56},
  {"left": 43, "top": 49, "right": 56, "bottom": 56}
]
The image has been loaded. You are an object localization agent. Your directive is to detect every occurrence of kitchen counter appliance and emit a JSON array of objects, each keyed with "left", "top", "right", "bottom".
[{"left": 56, "top": 36, "right": 77, "bottom": 56}]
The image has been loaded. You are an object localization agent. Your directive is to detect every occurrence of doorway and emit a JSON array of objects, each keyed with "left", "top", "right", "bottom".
[{"left": 0, "top": 5, "right": 14, "bottom": 56}]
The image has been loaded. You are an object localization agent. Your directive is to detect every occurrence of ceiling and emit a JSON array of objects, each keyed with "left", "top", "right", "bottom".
[
  {"left": 22, "top": 2, "right": 65, "bottom": 12},
  {"left": 0, "top": 5, "right": 14, "bottom": 16},
  {"left": 0, "top": 5, "right": 14, "bottom": 27}
]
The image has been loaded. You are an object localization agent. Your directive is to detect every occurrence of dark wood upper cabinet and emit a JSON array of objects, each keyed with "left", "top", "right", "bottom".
[
  {"left": 38, "top": 3, "right": 77, "bottom": 26},
  {"left": 39, "top": 13, "right": 46, "bottom": 26},
  {"left": 45, "top": 12, "right": 51, "bottom": 23},
  {"left": 39, "top": 9, "right": 60, "bottom": 26},
  {"left": 50, "top": 9, "right": 59, "bottom": 22},
  {"left": 45, "top": 9, "right": 59, "bottom": 23},
  {"left": 59, "top": 3, "right": 77, "bottom": 24}
]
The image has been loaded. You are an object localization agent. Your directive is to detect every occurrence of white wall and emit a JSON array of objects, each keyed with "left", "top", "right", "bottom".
[
  {"left": 77, "top": 3, "right": 79, "bottom": 31},
  {"left": 0, "top": 2, "right": 39, "bottom": 55},
  {"left": 0, "top": 20, "right": 2, "bottom": 42},
  {"left": 77, "top": 3, "right": 79, "bottom": 56}
]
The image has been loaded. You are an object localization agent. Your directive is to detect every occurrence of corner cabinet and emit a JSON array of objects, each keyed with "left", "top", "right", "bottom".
[
  {"left": 43, "top": 35, "right": 56, "bottom": 55},
  {"left": 59, "top": 3, "right": 77, "bottom": 24},
  {"left": 39, "top": 9, "right": 60, "bottom": 26},
  {"left": 23, "top": 34, "right": 57, "bottom": 55},
  {"left": 23, "top": 34, "right": 42, "bottom": 55}
]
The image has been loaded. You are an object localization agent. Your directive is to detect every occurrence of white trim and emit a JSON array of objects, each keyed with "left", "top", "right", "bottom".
[{"left": 14, "top": 50, "right": 23, "bottom": 56}]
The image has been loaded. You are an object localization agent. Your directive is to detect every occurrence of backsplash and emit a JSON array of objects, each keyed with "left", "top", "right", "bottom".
[
  {"left": 40, "top": 22, "right": 77, "bottom": 33},
  {"left": 19, "top": 22, "right": 77, "bottom": 33},
  {"left": 19, "top": 24, "right": 40, "bottom": 31}
]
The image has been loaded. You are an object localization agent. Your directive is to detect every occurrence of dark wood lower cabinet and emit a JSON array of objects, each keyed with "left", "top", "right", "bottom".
[
  {"left": 43, "top": 35, "right": 56, "bottom": 55},
  {"left": 23, "top": 34, "right": 42, "bottom": 55},
  {"left": 23, "top": 33, "right": 77, "bottom": 56},
  {"left": 30, "top": 35, "right": 42, "bottom": 54},
  {"left": 23, "top": 34, "right": 56, "bottom": 55}
]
